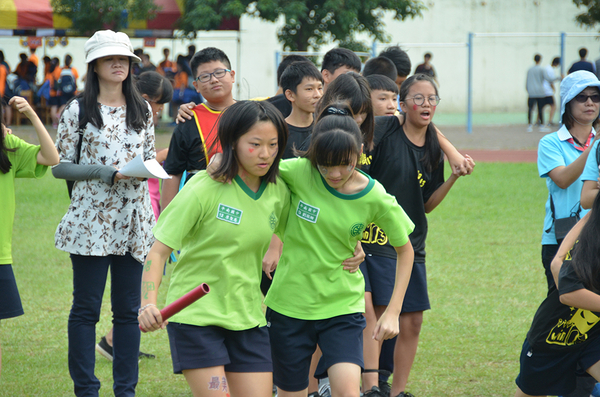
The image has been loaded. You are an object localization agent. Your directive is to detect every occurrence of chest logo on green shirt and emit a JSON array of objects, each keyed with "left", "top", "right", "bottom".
[
  {"left": 216, "top": 204, "right": 242, "bottom": 225},
  {"left": 350, "top": 222, "right": 366, "bottom": 237},
  {"left": 296, "top": 200, "right": 320, "bottom": 223}
]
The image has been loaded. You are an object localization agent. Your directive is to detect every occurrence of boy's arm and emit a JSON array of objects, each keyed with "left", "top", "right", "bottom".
[
  {"left": 10, "top": 96, "right": 59, "bottom": 165},
  {"left": 138, "top": 240, "right": 173, "bottom": 332},
  {"left": 373, "top": 241, "right": 414, "bottom": 341}
]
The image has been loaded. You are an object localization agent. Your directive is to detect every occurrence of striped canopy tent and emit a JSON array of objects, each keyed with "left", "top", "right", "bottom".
[{"left": 0, "top": 0, "right": 238, "bottom": 36}]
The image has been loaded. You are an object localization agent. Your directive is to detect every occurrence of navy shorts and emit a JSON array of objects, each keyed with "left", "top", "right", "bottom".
[
  {"left": 267, "top": 308, "right": 365, "bottom": 392},
  {"left": 360, "top": 254, "right": 396, "bottom": 306},
  {"left": 58, "top": 93, "right": 75, "bottom": 107},
  {"left": 515, "top": 338, "right": 600, "bottom": 396},
  {"left": 166, "top": 322, "right": 272, "bottom": 374},
  {"left": 0, "top": 265, "right": 24, "bottom": 320},
  {"left": 401, "top": 262, "right": 430, "bottom": 313},
  {"left": 47, "top": 96, "right": 59, "bottom": 106}
]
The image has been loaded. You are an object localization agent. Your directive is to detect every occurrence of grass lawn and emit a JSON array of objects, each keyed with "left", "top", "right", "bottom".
[{"left": 1, "top": 162, "right": 547, "bottom": 396}]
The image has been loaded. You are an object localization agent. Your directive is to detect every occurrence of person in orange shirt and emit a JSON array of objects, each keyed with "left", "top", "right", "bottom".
[
  {"left": 44, "top": 58, "right": 61, "bottom": 128},
  {"left": 57, "top": 54, "right": 79, "bottom": 117},
  {"left": 157, "top": 48, "right": 176, "bottom": 80}
]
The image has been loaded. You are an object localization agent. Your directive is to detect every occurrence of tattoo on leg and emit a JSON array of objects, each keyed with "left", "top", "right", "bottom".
[{"left": 208, "top": 376, "right": 220, "bottom": 390}]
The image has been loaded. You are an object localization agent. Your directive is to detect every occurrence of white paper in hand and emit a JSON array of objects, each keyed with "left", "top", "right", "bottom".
[{"left": 119, "top": 156, "right": 171, "bottom": 179}]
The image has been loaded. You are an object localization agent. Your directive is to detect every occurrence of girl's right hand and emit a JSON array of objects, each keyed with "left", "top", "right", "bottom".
[
  {"left": 138, "top": 305, "right": 167, "bottom": 332},
  {"left": 9, "top": 96, "right": 36, "bottom": 120}
]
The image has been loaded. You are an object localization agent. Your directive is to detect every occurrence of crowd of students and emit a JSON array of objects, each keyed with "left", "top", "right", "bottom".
[{"left": 3, "top": 27, "right": 600, "bottom": 397}]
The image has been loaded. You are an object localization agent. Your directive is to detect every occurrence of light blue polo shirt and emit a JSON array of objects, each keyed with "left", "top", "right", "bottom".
[
  {"left": 581, "top": 138, "right": 600, "bottom": 183},
  {"left": 538, "top": 125, "right": 595, "bottom": 245}
]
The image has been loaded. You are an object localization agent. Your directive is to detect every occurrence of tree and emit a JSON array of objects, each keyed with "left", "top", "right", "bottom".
[
  {"left": 574, "top": 0, "right": 600, "bottom": 28},
  {"left": 52, "top": 0, "right": 159, "bottom": 36},
  {"left": 178, "top": 0, "right": 426, "bottom": 51}
]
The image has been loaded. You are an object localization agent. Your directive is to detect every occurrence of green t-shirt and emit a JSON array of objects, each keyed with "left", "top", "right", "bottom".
[
  {"left": 0, "top": 134, "right": 47, "bottom": 264},
  {"left": 264, "top": 158, "right": 414, "bottom": 320},
  {"left": 153, "top": 171, "right": 290, "bottom": 330}
]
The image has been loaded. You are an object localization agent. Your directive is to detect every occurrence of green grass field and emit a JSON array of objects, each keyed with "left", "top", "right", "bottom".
[{"left": 1, "top": 162, "right": 547, "bottom": 396}]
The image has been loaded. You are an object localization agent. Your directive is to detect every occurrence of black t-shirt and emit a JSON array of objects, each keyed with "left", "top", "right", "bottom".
[
  {"left": 267, "top": 94, "right": 292, "bottom": 118},
  {"left": 163, "top": 119, "right": 208, "bottom": 180},
  {"left": 527, "top": 243, "right": 600, "bottom": 351},
  {"left": 283, "top": 124, "right": 312, "bottom": 159},
  {"left": 361, "top": 116, "right": 444, "bottom": 261}
]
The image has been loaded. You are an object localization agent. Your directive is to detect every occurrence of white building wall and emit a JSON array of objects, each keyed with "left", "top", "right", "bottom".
[{"left": 0, "top": 0, "right": 597, "bottom": 113}]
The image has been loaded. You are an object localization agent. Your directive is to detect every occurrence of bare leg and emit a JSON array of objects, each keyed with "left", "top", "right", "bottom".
[
  {"left": 105, "top": 327, "right": 113, "bottom": 346},
  {"left": 390, "top": 311, "right": 423, "bottom": 396},
  {"left": 308, "top": 347, "right": 321, "bottom": 394},
  {"left": 362, "top": 292, "right": 385, "bottom": 391},
  {"left": 328, "top": 362, "right": 361, "bottom": 397},
  {"left": 227, "top": 371, "right": 273, "bottom": 397}
]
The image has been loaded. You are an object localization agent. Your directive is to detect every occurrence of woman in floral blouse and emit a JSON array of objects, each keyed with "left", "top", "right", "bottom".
[{"left": 52, "top": 30, "right": 155, "bottom": 397}]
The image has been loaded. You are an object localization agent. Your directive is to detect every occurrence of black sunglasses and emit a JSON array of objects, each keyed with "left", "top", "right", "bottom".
[{"left": 574, "top": 94, "right": 600, "bottom": 103}]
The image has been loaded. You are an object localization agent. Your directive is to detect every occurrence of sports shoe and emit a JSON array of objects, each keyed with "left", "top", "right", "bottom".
[
  {"left": 526, "top": 124, "right": 533, "bottom": 132},
  {"left": 393, "top": 392, "right": 416, "bottom": 397},
  {"left": 364, "top": 386, "right": 387, "bottom": 396},
  {"left": 318, "top": 377, "right": 331, "bottom": 397},
  {"left": 378, "top": 379, "right": 392, "bottom": 396},
  {"left": 539, "top": 125, "right": 551, "bottom": 132},
  {"left": 96, "top": 336, "right": 114, "bottom": 361},
  {"left": 95, "top": 336, "right": 156, "bottom": 361}
]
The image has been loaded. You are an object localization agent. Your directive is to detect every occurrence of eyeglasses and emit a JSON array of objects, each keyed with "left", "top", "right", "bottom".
[
  {"left": 196, "top": 68, "right": 231, "bottom": 83},
  {"left": 406, "top": 95, "right": 440, "bottom": 107},
  {"left": 574, "top": 94, "right": 600, "bottom": 103}
]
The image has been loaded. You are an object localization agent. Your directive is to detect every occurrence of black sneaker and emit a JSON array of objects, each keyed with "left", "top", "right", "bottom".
[
  {"left": 364, "top": 386, "right": 387, "bottom": 396},
  {"left": 378, "top": 380, "right": 392, "bottom": 396},
  {"left": 96, "top": 336, "right": 156, "bottom": 360},
  {"left": 95, "top": 336, "right": 113, "bottom": 361},
  {"left": 394, "top": 392, "right": 415, "bottom": 397}
]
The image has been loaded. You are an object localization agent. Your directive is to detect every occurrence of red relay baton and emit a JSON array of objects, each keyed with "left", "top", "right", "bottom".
[{"left": 140, "top": 283, "right": 210, "bottom": 331}]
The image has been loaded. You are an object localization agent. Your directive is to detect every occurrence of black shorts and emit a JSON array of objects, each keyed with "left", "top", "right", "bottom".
[
  {"left": 166, "top": 322, "right": 272, "bottom": 374},
  {"left": 360, "top": 254, "right": 396, "bottom": 306},
  {"left": 515, "top": 338, "right": 600, "bottom": 395},
  {"left": 48, "top": 96, "right": 59, "bottom": 106},
  {"left": 540, "top": 96, "right": 555, "bottom": 108},
  {"left": 0, "top": 265, "right": 24, "bottom": 320},
  {"left": 401, "top": 262, "right": 430, "bottom": 313},
  {"left": 267, "top": 308, "right": 365, "bottom": 392}
]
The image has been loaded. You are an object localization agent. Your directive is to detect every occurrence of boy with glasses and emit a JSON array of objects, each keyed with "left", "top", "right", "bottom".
[{"left": 161, "top": 47, "right": 236, "bottom": 208}]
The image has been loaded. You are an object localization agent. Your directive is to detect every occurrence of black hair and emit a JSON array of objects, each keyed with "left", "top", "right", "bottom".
[
  {"left": 49, "top": 57, "right": 59, "bottom": 74},
  {"left": 366, "top": 74, "right": 399, "bottom": 94},
  {"left": 379, "top": 46, "right": 411, "bottom": 78},
  {"left": 19, "top": 53, "right": 28, "bottom": 62},
  {"left": 64, "top": 54, "right": 72, "bottom": 68},
  {"left": 424, "top": 52, "right": 432, "bottom": 59},
  {"left": 136, "top": 71, "right": 174, "bottom": 105},
  {"left": 571, "top": 193, "right": 600, "bottom": 294},
  {"left": 0, "top": 51, "right": 4, "bottom": 64},
  {"left": 580, "top": 47, "right": 588, "bottom": 58},
  {"left": 534, "top": 54, "right": 541, "bottom": 63},
  {"left": 362, "top": 56, "right": 398, "bottom": 81},
  {"left": 315, "top": 72, "right": 374, "bottom": 150},
  {"left": 80, "top": 57, "right": 149, "bottom": 132},
  {"left": 562, "top": 85, "right": 600, "bottom": 129},
  {"left": 304, "top": 102, "right": 362, "bottom": 169},
  {"left": 280, "top": 61, "right": 323, "bottom": 95},
  {"left": 399, "top": 74, "right": 442, "bottom": 173},
  {"left": 321, "top": 48, "right": 361, "bottom": 74},
  {"left": 43, "top": 55, "right": 50, "bottom": 64},
  {"left": 190, "top": 47, "right": 231, "bottom": 79},
  {"left": 552, "top": 57, "right": 561, "bottom": 67},
  {"left": 0, "top": 100, "right": 17, "bottom": 174},
  {"left": 277, "top": 55, "right": 309, "bottom": 86},
  {"left": 212, "top": 100, "right": 288, "bottom": 184}
]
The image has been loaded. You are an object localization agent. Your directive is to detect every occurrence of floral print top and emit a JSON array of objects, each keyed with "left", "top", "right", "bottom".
[{"left": 54, "top": 100, "right": 156, "bottom": 263}]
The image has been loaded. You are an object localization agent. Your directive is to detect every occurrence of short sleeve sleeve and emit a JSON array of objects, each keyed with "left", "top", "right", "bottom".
[
  {"left": 370, "top": 185, "right": 415, "bottom": 248},
  {"left": 163, "top": 122, "right": 193, "bottom": 175},
  {"left": 274, "top": 183, "right": 291, "bottom": 240},
  {"left": 558, "top": 245, "right": 585, "bottom": 296},
  {"left": 581, "top": 140, "right": 600, "bottom": 182},
  {"left": 55, "top": 99, "right": 81, "bottom": 163},
  {"left": 538, "top": 135, "right": 565, "bottom": 178}
]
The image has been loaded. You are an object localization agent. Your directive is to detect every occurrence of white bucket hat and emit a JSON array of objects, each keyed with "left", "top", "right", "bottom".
[
  {"left": 84, "top": 30, "right": 141, "bottom": 64},
  {"left": 560, "top": 70, "right": 600, "bottom": 122}
]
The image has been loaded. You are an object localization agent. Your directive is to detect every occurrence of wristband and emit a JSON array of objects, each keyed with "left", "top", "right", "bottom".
[{"left": 138, "top": 303, "right": 156, "bottom": 315}]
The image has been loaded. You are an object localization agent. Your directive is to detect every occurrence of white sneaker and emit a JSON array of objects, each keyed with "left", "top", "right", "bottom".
[
  {"left": 527, "top": 124, "right": 533, "bottom": 132},
  {"left": 540, "top": 125, "right": 551, "bottom": 132}
]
